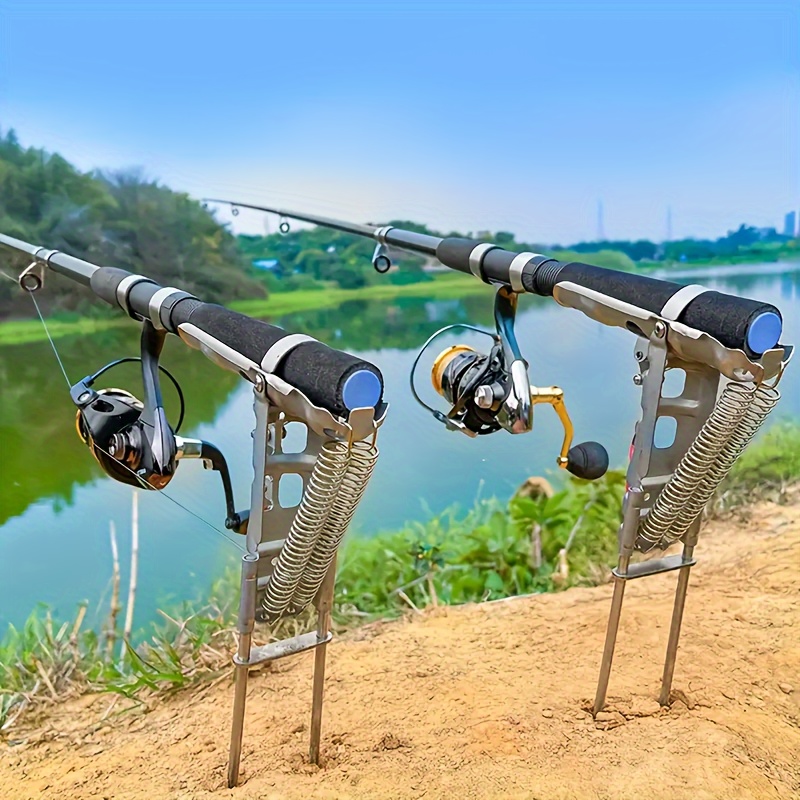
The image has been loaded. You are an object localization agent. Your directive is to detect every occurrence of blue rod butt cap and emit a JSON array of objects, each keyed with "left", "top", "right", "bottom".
[
  {"left": 746, "top": 312, "right": 782, "bottom": 355},
  {"left": 342, "top": 370, "right": 382, "bottom": 410}
]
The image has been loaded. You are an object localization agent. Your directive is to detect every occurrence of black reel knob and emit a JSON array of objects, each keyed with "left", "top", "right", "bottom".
[{"left": 565, "top": 441, "right": 609, "bottom": 480}]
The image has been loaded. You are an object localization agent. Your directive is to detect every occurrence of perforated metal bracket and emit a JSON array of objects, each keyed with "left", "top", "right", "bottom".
[
  {"left": 589, "top": 279, "right": 776, "bottom": 718},
  {"left": 227, "top": 368, "right": 386, "bottom": 788}
]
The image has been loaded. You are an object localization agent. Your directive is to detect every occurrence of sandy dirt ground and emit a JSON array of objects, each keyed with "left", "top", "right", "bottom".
[{"left": 2, "top": 494, "right": 799, "bottom": 800}]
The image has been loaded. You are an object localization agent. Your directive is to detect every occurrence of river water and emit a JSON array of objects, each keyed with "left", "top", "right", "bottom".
[{"left": 0, "top": 263, "right": 798, "bottom": 633}]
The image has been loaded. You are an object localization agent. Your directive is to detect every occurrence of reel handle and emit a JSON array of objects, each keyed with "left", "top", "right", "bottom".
[
  {"left": 175, "top": 437, "right": 246, "bottom": 532},
  {"left": 533, "top": 386, "right": 608, "bottom": 480}
]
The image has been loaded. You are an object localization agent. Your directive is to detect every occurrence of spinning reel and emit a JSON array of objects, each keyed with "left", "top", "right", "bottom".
[
  {"left": 70, "top": 320, "right": 246, "bottom": 532},
  {"left": 412, "top": 286, "right": 609, "bottom": 480}
]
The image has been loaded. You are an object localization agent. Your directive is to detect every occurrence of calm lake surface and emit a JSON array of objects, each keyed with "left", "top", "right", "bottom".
[{"left": 1, "top": 263, "right": 798, "bottom": 634}]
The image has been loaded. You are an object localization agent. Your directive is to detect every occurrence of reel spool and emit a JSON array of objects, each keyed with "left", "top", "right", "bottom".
[{"left": 431, "top": 342, "right": 509, "bottom": 436}]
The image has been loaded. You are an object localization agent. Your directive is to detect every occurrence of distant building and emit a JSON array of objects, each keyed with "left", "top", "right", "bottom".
[
  {"left": 783, "top": 211, "right": 797, "bottom": 238},
  {"left": 253, "top": 258, "right": 284, "bottom": 278}
]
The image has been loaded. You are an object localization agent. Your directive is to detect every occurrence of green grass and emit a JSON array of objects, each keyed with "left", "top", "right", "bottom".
[
  {"left": 230, "top": 271, "right": 481, "bottom": 317},
  {"left": 335, "top": 470, "right": 626, "bottom": 621},
  {"left": 0, "top": 314, "right": 129, "bottom": 346},
  {"left": 0, "top": 272, "right": 481, "bottom": 346},
  {"left": 716, "top": 422, "right": 800, "bottom": 508}
]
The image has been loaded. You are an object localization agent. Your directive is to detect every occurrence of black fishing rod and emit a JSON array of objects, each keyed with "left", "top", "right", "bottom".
[
  {"left": 203, "top": 197, "right": 788, "bottom": 481},
  {"left": 0, "top": 231, "right": 384, "bottom": 531},
  {"left": 203, "top": 198, "right": 783, "bottom": 356}
]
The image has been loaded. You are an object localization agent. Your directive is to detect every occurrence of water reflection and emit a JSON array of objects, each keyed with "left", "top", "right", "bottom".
[{"left": 0, "top": 266, "right": 797, "bottom": 631}]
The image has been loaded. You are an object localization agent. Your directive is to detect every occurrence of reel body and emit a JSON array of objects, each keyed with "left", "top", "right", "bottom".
[
  {"left": 70, "top": 320, "right": 244, "bottom": 530},
  {"left": 415, "top": 286, "right": 609, "bottom": 480},
  {"left": 74, "top": 386, "right": 158, "bottom": 488}
]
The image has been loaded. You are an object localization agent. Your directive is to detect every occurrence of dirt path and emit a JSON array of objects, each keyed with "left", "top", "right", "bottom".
[{"left": 3, "top": 496, "right": 799, "bottom": 800}]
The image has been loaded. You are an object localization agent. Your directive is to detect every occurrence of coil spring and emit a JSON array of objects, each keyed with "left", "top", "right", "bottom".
[
  {"left": 260, "top": 438, "right": 379, "bottom": 621},
  {"left": 636, "top": 382, "right": 780, "bottom": 552},
  {"left": 260, "top": 440, "right": 350, "bottom": 620},
  {"left": 289, "top": 439, "right": 379, "bottom": 611}
]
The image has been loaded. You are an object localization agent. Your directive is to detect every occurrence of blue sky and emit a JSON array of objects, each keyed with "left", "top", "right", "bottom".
[{"left": 1, "top": 0, "right": 797, "bottom": 243}]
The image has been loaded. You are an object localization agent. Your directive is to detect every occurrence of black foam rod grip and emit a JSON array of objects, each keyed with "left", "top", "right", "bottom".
[
  {"left": 523, "top": 260, "right": 782, "bottom": 355},
  {"left": 435, "top": 238, "right": 483, "bottom": 275},
  {"left": 171, "top": 302, "right": 384, "bottom": 418}
]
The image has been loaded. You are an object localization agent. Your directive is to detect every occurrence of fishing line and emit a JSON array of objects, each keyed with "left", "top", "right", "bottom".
[
  {"left": 91, "top": 437, "right": 246, "bottom": 552},
  {"left": 30, "top": 292, "right": 71, "bottom": 388}
]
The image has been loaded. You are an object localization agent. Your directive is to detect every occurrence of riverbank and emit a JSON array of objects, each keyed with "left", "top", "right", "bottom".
[
  {"left": 1, "top": 423, "right": 797, "bottom": 735},
  {"left": 0, "top": 272, "right": 481, "bottom": 346},
  {"left": 3, "top": 483, "right": 800, "bottom": 799}
]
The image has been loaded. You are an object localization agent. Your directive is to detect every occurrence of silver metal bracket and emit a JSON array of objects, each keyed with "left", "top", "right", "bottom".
[
  {"left": 553, "top": 281, "right": 790, "bottom": 383},
  {"left": 611, "top": 554, "right": 697, "bottom": 580},
  {"left": 583, "top": 281, "right": 791, "bottom": 717},
  {"left": 226, "top": 369, "right": 386, "bottom": 788}
]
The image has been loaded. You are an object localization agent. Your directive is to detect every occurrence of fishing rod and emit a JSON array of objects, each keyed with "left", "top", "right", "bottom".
[
  {"left": 0, "top": 232, "right": 383, "bottom": 512},
  {"left": 205, "top": 197, "right": 785, "bottom": 479},
  {"left": 203, "top": 199, "right": 617, "bottom": 479},
  {"left": 204, "top": 196, "right": 793, "bottom": 725},
  {"left": 203, "top": 199, "right": 784, "bottom": 355},
  {"left": 1, "top": 230, "right": 389, "bottom": 785}
]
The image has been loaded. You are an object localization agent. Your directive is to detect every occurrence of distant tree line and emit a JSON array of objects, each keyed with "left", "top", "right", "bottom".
[
  {"left": 0, "top": 128, "right": 265, "bottom": 319},
  {"left": 564, "top": 223, "right": 797, "bottom": 264},
  {"left": 238, "top": 222, "right": 639, "bottom": 291},
  {"left": 240, "top": 219, "right": 798, "bottom": 292}
]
